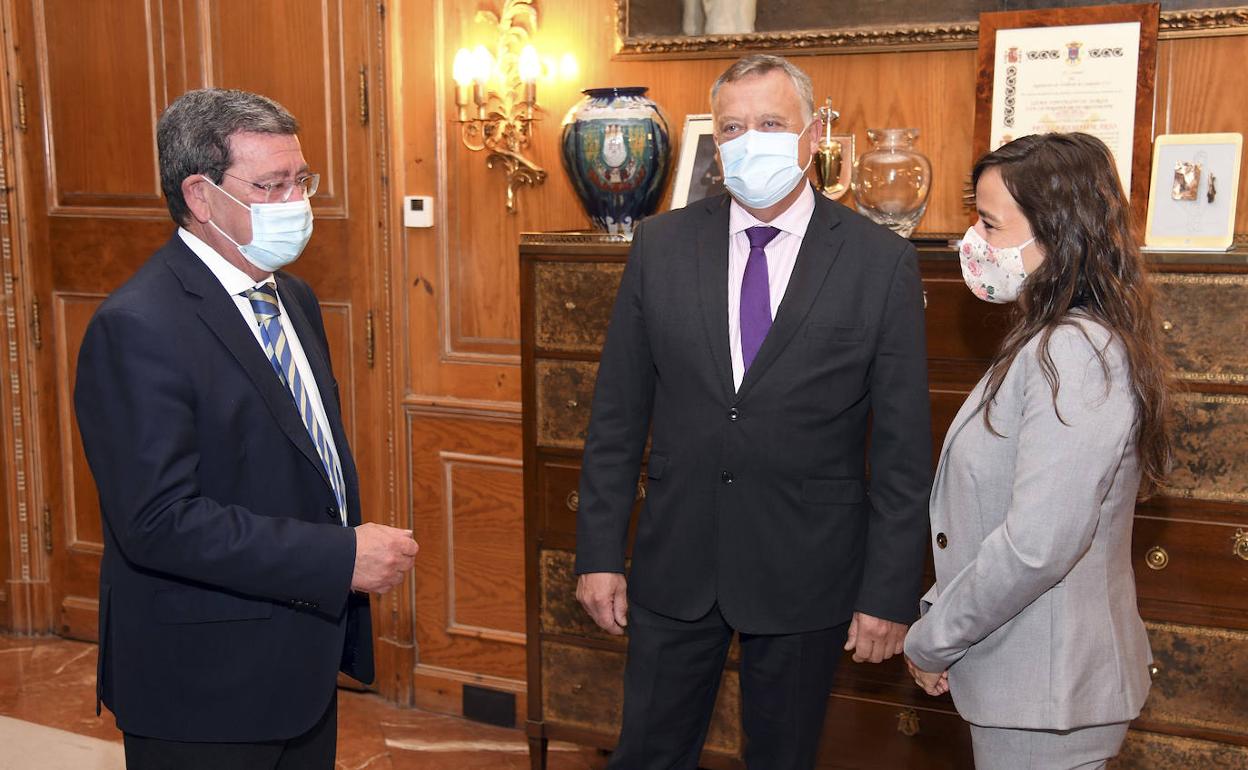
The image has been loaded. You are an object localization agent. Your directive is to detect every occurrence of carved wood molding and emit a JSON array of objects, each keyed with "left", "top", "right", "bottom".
[{"left": 615, "top": 5, "right": 1248, "bottom": 58}]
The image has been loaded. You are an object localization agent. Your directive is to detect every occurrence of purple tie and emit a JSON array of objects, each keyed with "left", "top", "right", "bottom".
[{"left": 741, "top": 225, "right": 780, "bottom": 373}]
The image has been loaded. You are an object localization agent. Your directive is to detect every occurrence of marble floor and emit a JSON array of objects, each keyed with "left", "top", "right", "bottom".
[{"left": 0, "top": 634, "right": 609, "bottom": 770}]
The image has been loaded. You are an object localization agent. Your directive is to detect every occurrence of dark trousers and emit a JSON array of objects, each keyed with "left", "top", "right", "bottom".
[
  {"left": 123, "top": 690, "right": 337, "bottom": 770},
  {"left": 608, "top": 603, "right": 849, "bottom": 770}
]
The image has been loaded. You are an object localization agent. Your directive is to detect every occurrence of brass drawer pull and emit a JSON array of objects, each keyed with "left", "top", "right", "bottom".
[
  {"left": 1145, "top": 546, "right": 1169, "bottom": 570},
  {"left": 566, "top": 398, "right": 578, "bottom": 408},
  {"left": 1149, "top": 663, "right": 1161, "bottom": 680},
  {"left": 1161, "top": 320, "right": 1174, "bottom": 332},
  {"left": 896, "top": 708, "right": 920, "bottom": 737},
  {"left": 566, "top": 491, "right": 579, "bottom": 512},
  {"left": 564, "top": 300, "right": 577, "bottom": 311},
  {"left": 1234, "top": 529, "right": 1248, "bottom": 561},
  {"left": 922, "top": 290, "right": 928, "bottom": 310}
]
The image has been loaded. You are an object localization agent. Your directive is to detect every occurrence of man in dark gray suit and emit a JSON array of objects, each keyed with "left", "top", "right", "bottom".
[{"left": 575, "top": 55, "right": 933, "bottom": 768}]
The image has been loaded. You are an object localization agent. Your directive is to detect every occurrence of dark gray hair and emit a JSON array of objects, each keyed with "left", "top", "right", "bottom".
[
  {"left": 157, "top": 88, "right": 298, "bottom": 225},
  {"left": 710, "top": 54, "right": 815, "bottom": 119}
]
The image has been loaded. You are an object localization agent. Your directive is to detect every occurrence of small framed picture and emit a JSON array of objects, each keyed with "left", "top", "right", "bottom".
[
  {"left": 670, "top": 114, "right": 725, "bottom": 209},
  {"left": 1144, "top": 133, "right": 1242, "bottom": 251}
]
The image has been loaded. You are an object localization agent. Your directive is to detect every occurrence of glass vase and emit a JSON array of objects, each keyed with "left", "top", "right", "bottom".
[{"left": 852, "top": 128, "right": 932, "bottom": 238}]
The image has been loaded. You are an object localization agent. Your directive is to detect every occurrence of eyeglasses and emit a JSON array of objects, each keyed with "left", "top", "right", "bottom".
[{"left": 223, "top": 172, "right": 321, "bottom": 203}]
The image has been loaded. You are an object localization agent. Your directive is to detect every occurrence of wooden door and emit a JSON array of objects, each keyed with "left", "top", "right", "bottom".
[{"left": 2, "top": 0, "right": 391, "bottom": 644}]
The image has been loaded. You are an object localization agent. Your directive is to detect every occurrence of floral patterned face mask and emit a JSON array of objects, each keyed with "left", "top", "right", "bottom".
[{"left": 958, "top": 226, "right": 1035, "bottom": 303}]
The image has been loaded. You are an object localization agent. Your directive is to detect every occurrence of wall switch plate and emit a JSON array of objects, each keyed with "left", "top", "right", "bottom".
[{"left": 403, "top": 195, "right": 433, "bottom": 228}]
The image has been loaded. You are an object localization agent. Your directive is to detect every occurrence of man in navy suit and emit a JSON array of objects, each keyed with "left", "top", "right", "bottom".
[{"left": 74, "top": 88, "right": 418, "bottom": 769}]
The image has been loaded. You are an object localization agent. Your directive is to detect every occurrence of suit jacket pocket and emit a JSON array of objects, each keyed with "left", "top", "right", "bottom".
[
  {"left": 801, "top": 478, "right": 866, "bottom": 504},
  {"left": 152, "top": 588, "right": 275, "bottom": 625},
  {"left": 805, "top": 323, "right": 867, "bottom": 342}
]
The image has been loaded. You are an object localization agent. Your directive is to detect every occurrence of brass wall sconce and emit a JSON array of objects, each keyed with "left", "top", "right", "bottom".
[
  {"left": 452, "top": 0, "right": 546, "bottom": 213},
  {"left": 814, "top": 98, "right": 854, "bottom": 201}
]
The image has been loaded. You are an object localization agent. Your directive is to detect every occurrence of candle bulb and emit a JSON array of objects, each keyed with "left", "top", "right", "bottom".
[
  {"left": 470, "top": 45, "right": 494, "bottom": 120},
  {"left": 452, "top": 48, "right": 473, "bottom": 121},
  {"left": 519, "top": 44, "right": 540, "bottom": 118}
]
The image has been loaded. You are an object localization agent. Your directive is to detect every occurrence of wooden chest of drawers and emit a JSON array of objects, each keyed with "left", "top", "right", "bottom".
[{"left": 520, "top": 234, "right": 1248, "bottom": 768}]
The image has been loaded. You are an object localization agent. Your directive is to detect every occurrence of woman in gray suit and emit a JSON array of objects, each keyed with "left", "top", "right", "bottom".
[{"left": 903, "top": 133, "right": 1172, "bottom": 769}]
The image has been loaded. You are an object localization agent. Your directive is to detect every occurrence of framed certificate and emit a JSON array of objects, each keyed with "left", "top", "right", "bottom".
[
  {"left": 1144, "top": 133, "right": 1243, "bottom": 251},
  {"left": 973, "top": 4, "right": 1159, "bottom": 229}
]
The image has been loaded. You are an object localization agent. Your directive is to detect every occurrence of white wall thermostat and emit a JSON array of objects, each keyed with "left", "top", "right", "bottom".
[{"left": 403, "top": 195, "right": 434, "bottom": 228}]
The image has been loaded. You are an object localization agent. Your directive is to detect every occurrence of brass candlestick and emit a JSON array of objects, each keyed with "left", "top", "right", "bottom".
[{"left": 814, "top": 98, "right": 854, "bottom": 201}]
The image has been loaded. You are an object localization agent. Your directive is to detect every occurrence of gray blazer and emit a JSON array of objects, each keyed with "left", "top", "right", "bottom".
[{"left": 904, "top": 314, "right": 1152, "bottom": 730}]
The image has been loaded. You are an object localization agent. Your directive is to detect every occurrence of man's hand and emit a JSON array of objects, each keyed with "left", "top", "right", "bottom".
[
  {"left": 351, "top": 523, "right": 419, "bottom": 594},
  {"left": 905, "top": 655, "right": 949, "bottom": 696},
  {"left": 577, "top": 572, "right": 628, "bottom": 635},
  {"left": 844, "top": 611, "right": 907, "bottom": 663}
]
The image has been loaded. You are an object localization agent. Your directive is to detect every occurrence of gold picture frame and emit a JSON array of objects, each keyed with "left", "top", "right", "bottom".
[
  {"left": 615, "top": 1, "right": 1248, "bottom": 58},
  {"left": 1144, "top": 133, "right": 1243, "bottom": 251}
]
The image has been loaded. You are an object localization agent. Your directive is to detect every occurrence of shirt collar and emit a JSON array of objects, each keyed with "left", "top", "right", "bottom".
[
  {"left": 178, "top": 227, "right": 272, "bottom": 296},
  {"left": 728, "top": 182, "right": 816, "bottom": 237}
]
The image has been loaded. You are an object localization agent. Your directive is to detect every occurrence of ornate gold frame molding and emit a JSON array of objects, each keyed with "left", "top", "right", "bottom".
[{"left": 615, "top": 4, "right": 1248, "bottom": 58}]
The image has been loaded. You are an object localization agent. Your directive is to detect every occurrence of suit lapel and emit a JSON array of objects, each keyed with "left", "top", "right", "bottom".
[
  {"left": 695, "top": 196, "right": 736, "bottom": 403},
  {"left": 735, "top": 194, "right": 844, "bottom": 403},
  {"left": 162, "top": 242, "right": 332, "bottom": 492},
  {"left": 932, "top": 380, "right": 988, "bottom": 489}
]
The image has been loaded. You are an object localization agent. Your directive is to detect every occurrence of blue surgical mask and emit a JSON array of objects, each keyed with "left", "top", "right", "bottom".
[
  {"left": 717, "top": 125, "right": 813, "bottom": 209},
  {"left": 201, "top": 176, "right": 314, "bottom": 273}
]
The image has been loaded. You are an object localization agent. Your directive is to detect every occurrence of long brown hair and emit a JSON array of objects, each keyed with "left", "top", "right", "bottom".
[{"left": 973, "top": 133, "right": 1172, "bottom": 496}]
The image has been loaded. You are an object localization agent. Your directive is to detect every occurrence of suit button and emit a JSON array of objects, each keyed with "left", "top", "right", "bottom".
[
  {"left": 721, "top": 471, "right": 734, "bottom": 484},
  {"left": 936, "top": 532, "right": 948, "bottom": 549},
  {"left": 326, "top": 505, "right": 339, "bottom": 520},
  {"left": 728, "top": 408, "right": 740, "bottom": 421}
]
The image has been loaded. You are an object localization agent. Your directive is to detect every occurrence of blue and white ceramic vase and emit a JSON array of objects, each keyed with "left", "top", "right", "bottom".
[{"left": 560, "top": 87, "right": 672, "bottom": 238}]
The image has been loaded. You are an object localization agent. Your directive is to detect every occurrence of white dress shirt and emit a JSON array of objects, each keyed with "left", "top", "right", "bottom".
[
  {"left": 727, "top": 184, "right": 817, "bottom": 390},
  {"left": 178, "top": 228, "right": 345, "bottom": 521}
]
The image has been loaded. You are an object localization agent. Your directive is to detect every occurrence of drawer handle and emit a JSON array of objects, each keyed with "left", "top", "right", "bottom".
[
  {"left": 564, "top": 300, "right": 577, "bottom": 311},
  {"left": 1234, "top": 529, "right": 1248, "bottom": 561},
  {"left": 566, "top": 399, "right": 578, "bottom": 408},
  {"left": 896, "top": 708, "right": 920, "bottom": 737},
  {"left": 1145, "top": 546, "right": 1169, "bottom": 570},
  {"left": 566, "top": 491, "right": 579, "bottom": 512},
  {"left": 1149, "top": 663, "right": 1161, "bottom": 680},
  {"left": 1161, "top": 320, "right": 1174, "bottom": 332},
  {"left": 922, "top": 290, "right": 928, "bottom": 310}
]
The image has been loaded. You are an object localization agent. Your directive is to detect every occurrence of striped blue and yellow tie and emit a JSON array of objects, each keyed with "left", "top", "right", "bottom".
[{"left": 243, "top": 283, "right": 347, "bottom": 524}]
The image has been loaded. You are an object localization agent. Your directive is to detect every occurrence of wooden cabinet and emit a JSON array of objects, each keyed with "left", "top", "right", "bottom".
[{"left": 520, "top": 234, "right": 1248, "bottom": 768}]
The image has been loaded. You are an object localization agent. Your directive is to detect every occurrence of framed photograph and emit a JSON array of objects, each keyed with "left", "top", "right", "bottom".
[
  {"left": 615, "top": 0, "right": 1248, "bottom": 59},
  {"left": 670, "top": 114, "right": 725, "bottom": 209},
  {"left": 1144, "top": 133, "right": 1243, "bottom": 251},
  {"left": 973, "top": 4, "right": 1159, "bottom": 229}
]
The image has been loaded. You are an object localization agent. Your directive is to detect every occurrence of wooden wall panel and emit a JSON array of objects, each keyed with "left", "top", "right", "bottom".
[
  {"left": 407, "top": 408, "right": 526, "bottom": 682},
  {"left": 205, "top": 0, "right": 346, "bottom": 213},
  {"left": 51, "top": 293, "right": 104, "bottom": 638},
  {"left": 444, "top": 454, "right": 525, "bottom": 640},
  {"left": 205, "top": 0, "right": 349, "bottom": 215},
  {"left": 53, "top": 294, "right": 104, "bottom": 552},
  {"left": 39, "top": 0, "right": 164, "bottom": 210}
]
